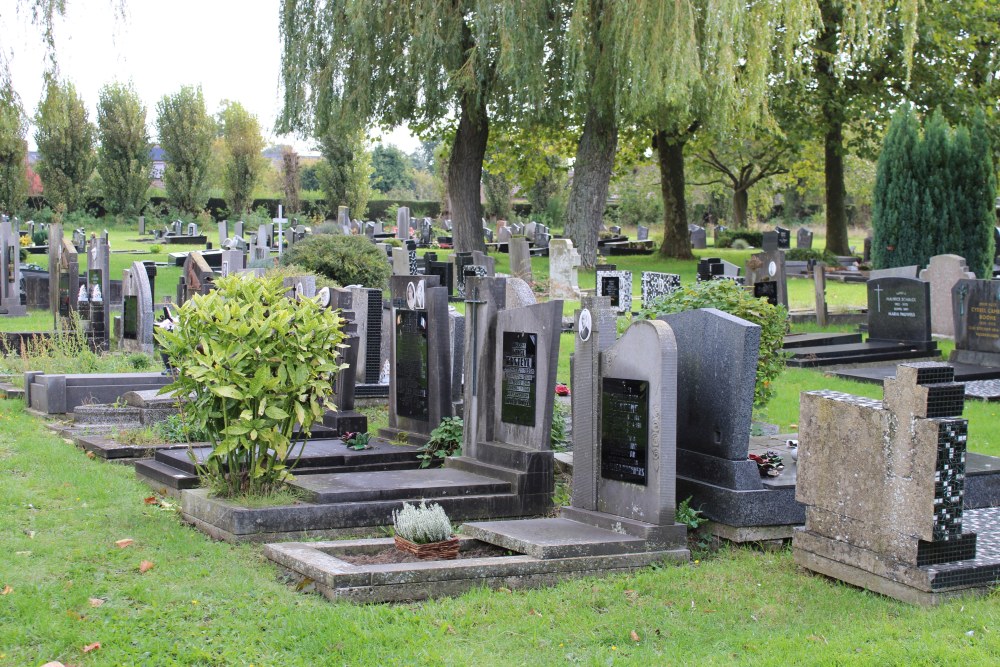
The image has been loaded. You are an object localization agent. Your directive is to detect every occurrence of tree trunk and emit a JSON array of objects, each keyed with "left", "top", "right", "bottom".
[
  {"left": 565, "top": 106, "right": 618, "bottom": 269},
  {"left": 824, "top": 121, "right": 850, "bottom": 255},
  {"left": 655, "top": 131, "right": 694, "bottom": 259},
  {"left": 732, "top": 187, "right": 749, "bottom": 228},
  {"left": 817, "top": 0, "right": 850, "bottom": 256},
  {"left": 448, "top": 92, "right": 489, "bottom": 254}
]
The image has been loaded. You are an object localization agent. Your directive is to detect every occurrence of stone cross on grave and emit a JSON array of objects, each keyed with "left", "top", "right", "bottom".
[
  {"left": 956, "top": 283, "right": 969, "bottom": 317},
  {"left": 873, "top": 283, "right": 884, "bottom": 313},
  {"left": 272, "top": 205, "right": 287, "bottom": 257}
]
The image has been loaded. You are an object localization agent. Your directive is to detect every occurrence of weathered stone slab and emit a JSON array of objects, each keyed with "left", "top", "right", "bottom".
[{"left": 919, "top": 255, "right": 975, "bottom": 337}]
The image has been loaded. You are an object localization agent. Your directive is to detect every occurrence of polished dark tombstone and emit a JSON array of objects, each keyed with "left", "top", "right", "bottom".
[
  {"left": 600, "top": 378, "right": 649, "bottom": 485},
  {"left": 951, "top": 279, "right": 1000, "bottom": 367},
  {"left": 775, "top": 226, "right": 790, "bottom": 249},
  {"left": 753, "top": 280, "right": 779, "bottom": 306},
  {"left": 867, "top": 277, "right": 933, "bottom": 345},
  {"left": 379, "top": 274, "right": 452, "bottom": 444},
  {"left": 500, "top": 332, "right": 537, "bottom": 426}
]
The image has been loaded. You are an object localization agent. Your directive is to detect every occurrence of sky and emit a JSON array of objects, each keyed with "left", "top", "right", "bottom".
[{"left": 1, "top": 0, "right": 419, "bottom": 153}]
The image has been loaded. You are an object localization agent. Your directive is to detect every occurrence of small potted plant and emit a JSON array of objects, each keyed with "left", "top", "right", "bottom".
[
  {"left": 392, "top": 501, "right": 459, "bottom": 560},
  {"left": 342, "top": 431, "right": 371, "bottom": 451}
]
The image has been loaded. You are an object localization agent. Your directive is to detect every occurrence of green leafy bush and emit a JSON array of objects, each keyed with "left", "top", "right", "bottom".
[
  {"left": 784, "top": 248, "right": 839, "bottom": 264},
  {"left": 715, "top": 230, "right": 763, "bottom": 248},
  {"left": 639, "top": 279, "right": 788, "bottom": 407},
  {"left": 550, "top": 401, "right": 569, "bottom": 451},
  {"left": 154, "top": 413, "right": 209, "bottom": 443},
  {"left": 280, "top": 233, "right": 390, "bottom": 290},
  {"left": 417, "top": 417, "right": 463, "bottom": 468},
  {"left": 156, "top": 274, "right": 347, "bottom": 497}
]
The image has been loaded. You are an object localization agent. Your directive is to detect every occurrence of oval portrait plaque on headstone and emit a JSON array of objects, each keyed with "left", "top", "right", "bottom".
[
  {"left": 768, "top": 260, "right": 777, "bottom": 277},
  {"left": 579, "top": 308, "right": 592, "bottom": 342},
  {"left": 317, "top": 286, "right": 331, "bottom": 307}
]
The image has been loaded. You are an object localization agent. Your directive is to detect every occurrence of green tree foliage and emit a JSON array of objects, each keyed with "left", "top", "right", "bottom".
[
  {"left": 34, "top": 79, "right": 95, "bottom": 212},
  {"left": 219, "top": 101, "right": 266, "bottom": 217},
  {"left": 280, "top": 233, "right": 390, "bottom": 290},
  {"left": 95, "top": 82, "right": 150, "bottom": 218},
  {"left": 370, "top": 144, "right": 413, "bottom": 194},
  {"left": 0, "top": 82, "right": 28, "bottom": 214},
  {"left": 639, "top": 279, "right": 788, "bottom": 408},
  {"left": 156, "top": 86, "right": 215, "bottom": 215},
  {"left": 482, "top": 168, "right": 511, "bottom": 220},
  {"left": 316, "top": 129, "right": 373, "bottom": 217},
  {"left": 300, "top": 162, "right": 320, "bottom": 191},
  {"left": 156, "top": 275, "right": 347, "bottom": 497},
  {"left": 873, "top": 106, "right": 995, "bottom": 277},
  {"left": 278, "top": 1, "right": 554, "bottom": 254}
]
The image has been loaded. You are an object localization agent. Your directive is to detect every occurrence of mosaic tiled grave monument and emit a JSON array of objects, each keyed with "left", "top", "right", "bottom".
[
  {"left": 794, "top": 363, "right": 1000, "bottom": 604},
  {"left": 265, "top": 298, "right": 688, "bottom": 603}
]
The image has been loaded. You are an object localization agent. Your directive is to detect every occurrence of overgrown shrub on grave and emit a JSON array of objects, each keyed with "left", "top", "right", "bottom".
[
  {"left": 639, "top": 279, "right": 788, "bottom": 407},
  {"left": 714, "top": 229, "right": 763, "bottom": 249},
  {"left": 280, "top": 233, "right": 390, "bottom": 290},
  {"left": 156, "top": 274, "right": 347, "bottom": 497}
]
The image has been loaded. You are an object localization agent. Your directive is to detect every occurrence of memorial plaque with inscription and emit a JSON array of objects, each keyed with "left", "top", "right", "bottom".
[
  {"left": 123, "top": 295, "right": 138, "bottom": 339},
  {"left": 866, "top": 277, "right": 931, "bottom": 343},
  {"left": 394, "top": 309, "right": 429, "bottom": 422},
  {"left": 600, "top": 378, "right": 649, "bottom": 485},
  {"left": 501, "top": 332, "right": 537, "bottom": 426},
  {"left": 600, "top": 275, "right": 621, "bottom": 309}
]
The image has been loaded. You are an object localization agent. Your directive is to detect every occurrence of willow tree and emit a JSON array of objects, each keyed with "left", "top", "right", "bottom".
[{"left": 279, "top": 1, "right": 555, "bottom": 253}]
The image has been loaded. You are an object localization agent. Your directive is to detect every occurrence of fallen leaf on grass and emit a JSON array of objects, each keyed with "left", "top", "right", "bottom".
[
  {"left": 114, "top": 538, "right": 134, "bottom": 549},
  {"left": 88, "top": 598, "right": 105, "bottom": 608},
  {"left": 86, "top": 451, "right": 95, "bottom": 459},
  {"left": 528, "top": 609, "right": 541, "bottom": 617},
  {"left": 445, "top": 625, "right": 456, "bottom": 635},
  {"left": 82, "top": 642, "right": 101, "bottom": 653},
  {"left": 139, "top": 560, "right": 154, "bottom": 573},
  {"left": 143, "top": 496, "right": 159, "bottom": 505},
  {"left": 1, "top": 585, "right": 11, "bottom": 595},
  {"left": 630, "top": 630, "right": 641, "bottom": 642}
]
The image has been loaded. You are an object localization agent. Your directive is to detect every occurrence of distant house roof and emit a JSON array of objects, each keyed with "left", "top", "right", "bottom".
[{"left": 150, "top": 146, "right": 166, "bottom": 161}]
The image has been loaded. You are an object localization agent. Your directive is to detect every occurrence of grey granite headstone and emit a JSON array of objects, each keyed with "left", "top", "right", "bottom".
[
  {"left": 869, "top": 265, "right": 920, "bottom": 280},
  {"left": 509, "top": 237, "right": 533, "bottom": 283},
  {"left": 396, "top": 207, "right": 411, "bottom": 240},
  {"left": 919, "top": 254, "right": 975, "bottom": 337},
  {"left": 0, "top": 217, "right": 26, "bottom": 315},
  {"left": 391, "top": 247, "right": 412, "bottom": 276},
  {"left": 120, "top": 260, "right": 154, "bottom": 353},
  {"left": 637, "top": 225, "right": 649, "bottom": 241},
  {"left": 796, "top": 227, "right": 813, "bottom": 249},
  {"left": 549, "top": 239, "right": 581, "bottom": 299},
  {"left": 690, "top": 226, "right": 707, "bottom": 249},
  {"left": 493, "top": 300, "right": 563, "bottom": 450},
  {"left": 505, "top": 277, "right": 537, "bottom": 309},
  {"left": 218, "top": 220, "right": 229, "bottom": 246},
  {"left": 461, "top": 275, "right": 508, "bottom": 454},
  {"left": 349, "top": 286, "right": 388, "bottom": 386}
]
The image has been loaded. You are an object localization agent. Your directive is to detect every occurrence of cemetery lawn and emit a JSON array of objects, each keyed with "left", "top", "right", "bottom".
[{"left": 5, "top": 396, "right": 1000, "bottom": 665}]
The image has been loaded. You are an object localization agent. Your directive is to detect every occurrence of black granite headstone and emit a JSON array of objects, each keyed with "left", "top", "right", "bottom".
[
  {"left": 600, "top": 275, "right": 621, "bottom": 309},
  {"left": 952, "top": 279, "right": 1000, "bottom": 356},
  {"left": 775, "top": 226, "right": 790, "bottom": 249},
  {"left": 500, "top": 332, "right": 537, "bottom": 426},
  {"left": 867, "top": 277, "right": 932, "bottom": 344},
  {"left": 600, "top": 378, "right": 649, "bottom": 485},
  {"left": 394, "top": 309, "right": 429, "bottom": 422},
  {"left": 123, "top": 295, "right": 138, "bottom": 339}
]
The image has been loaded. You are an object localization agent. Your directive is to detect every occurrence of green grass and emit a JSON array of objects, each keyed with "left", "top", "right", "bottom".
[
  {"left": 0, "top": 310, "right": 54, "bottom": 332},
  {"left": 3, "top": 397, "right": 1000, "bottom": 665}
]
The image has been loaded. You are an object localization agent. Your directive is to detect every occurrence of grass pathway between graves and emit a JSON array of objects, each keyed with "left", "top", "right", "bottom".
[{"left": 3, "top": 398, "right": 1000, "bottom": 666}]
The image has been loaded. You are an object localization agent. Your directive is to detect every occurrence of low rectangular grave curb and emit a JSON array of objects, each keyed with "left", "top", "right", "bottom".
[{"left": 265, "top": 536, "right": 688, "bottom": 603}]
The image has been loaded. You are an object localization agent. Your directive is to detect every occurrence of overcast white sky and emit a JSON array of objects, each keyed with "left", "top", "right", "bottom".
[{"left": 1, "top": 0, "right": 419, "bottom": 153}]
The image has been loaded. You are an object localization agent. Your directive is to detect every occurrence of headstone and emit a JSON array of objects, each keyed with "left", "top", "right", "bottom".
[
  {"left": 548, "top": 239, "right": 581, "bottom": 299},
  {"left": 508, "top": 237, "right": 533, "bottom": 283},
  {"left": 47, "top": 222, "right": 63, "bottom": 321},
  {"left": 497, "top": 226, "right": 512, "bottom": 245},
  {"left": 867, "top": 277, "right": 932, "bottom": 345},
  {"left": 596, "top": 268, "right": 633, "bottom": 315},
  {"left": 951, "top": 279, "right": 1000, "bottom": 367},
  {"left": 138, "top": 216, "right": 146, "bottom": 236},
  {"left": 659, "top": 308, "right": 800, "bottom": 528},
  {"left": 120, "top": 260, "right": 155, "bottom": 353},
  {"left": 794, "top": 363, "right": 996, "bottom": 604},
  {"left": 609, "top": 225, "right": 621, "bottom": 237},
  {"left": 459, "top": 275, "right": 508, "bottom": 449},
  {"left": 636, "top": 225, "right": 649, "bottom": 241},
  {"left": 689, "top": 225, "right": 707, "bottom": 249},
  {"left": 349, "top": 286, "right": 388, "bottom": 387},
  {"left": 56, "top": 233, "right": 79, "bottom": 319},
  {"left": 919, "top": 255, "right": 976, "bottom": 337},
  {"left": 273, "top": 205, "right": 289, "bottom": 254},
  {"left": 524, "top": 221, "right": 537, "bottom": 242},
  {"left": 870, "top": 265, "right": 920, "bottom": 280},
  {"left": 218, "top": 248, "right": 244, "bottom": 277},
  {"left": 425, "top": 258, "right": 455, "bottom": 297},
  {"left": 775, "top": 226, "right": 790, "bottom": 249},
  {"left": 187, "top": 222, "right": 198, "bottom": 237},
  {"left": 863, "top": 235, "right": 873, "bottom": 263},
  {"left": 380, "top": 275, "right": 452, "bottom": 443},
  {"left": 83, "top": 235, "right": 111, "bottom": 349},
  {"left": 505, "top": 276, "right": 537, "bottom": 309},
  {"left": 796, "top": 227, "right": 813, "bottom": 249},
  {"left": 640, "top": 272, "right": 681, "bottom": 310},
  {"left": 218, "top": 220, "right": 229, "bottom": 247},
  {"left": 744, "top": 249, "right": 788, "bottom": 309},
  {"left": 177, "top": 251, "right": 215, "bottom": 306},
  {"left": 234, "top": 220, "right": 244, "bottom": 240},
  {"left": 396, "top": 207, "right": 411, "bottom": 240},
  {"left": 454, "top": 252, "right": 474, "bottom": 298},
  {"left": 391, "top": 247, "right": 412, "bottom": 276},
  {"left": 0, "top": 217, "right": 26, "bottom": 315},
  {"left": 483, "top": 225, "right": 495, "bottom": 244},
  {"left": 471, "top": 250, "right": 495, "bottom": 276}
]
